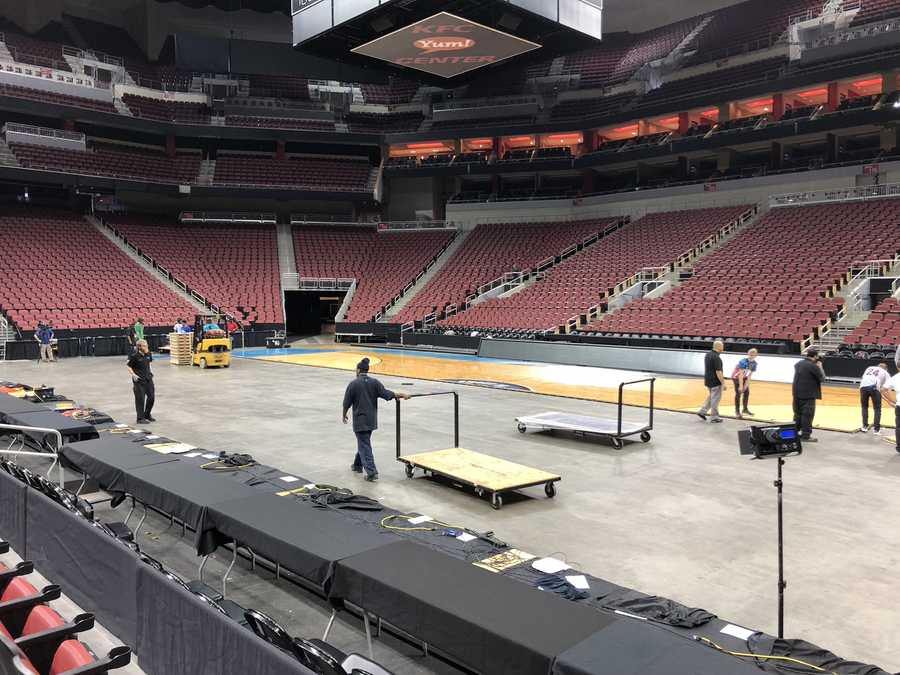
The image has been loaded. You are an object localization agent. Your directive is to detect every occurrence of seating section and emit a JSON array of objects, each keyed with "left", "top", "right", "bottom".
[
  {"left": 443, "top": 207, "right": 747, "bottom": 331},
  {"left": 1, "top": 30, "right": 70, "bottom": 71},
  {"left": 637, "top": 58, "right": 787, "bottom": 109},
  {"left": 0, "top": 83, "right": 117, "bottom": 114},
  {"left": 122, "top": 94, "right": 210, "bottom": 124},
  {"left": 10, "top": 142, "right": 202, "bottom": 184},
  {"left": 689, "top": 0, "right": 824, "bottom": 61},
  {"left": 611, "top": 16, "right": 704, "bottom": 81},
  {"left": 225, "top": 115, "right": 335, "bottom": 131},
  {"left": 293, "top": 226, "right": 456, "bottom": 321},
  {"left": 596, "top": 199, "right": 900, "bottom": 342},
  {"left": 360, "top": 78, "right": 419, "bottom": 105},
  {"left": 394, "top": 219, "right": 618, "bottom": 324},
  {"left": 125, "top": 63, "right": 192, "bottom": 92},
  {"left": 845, "top": 297, "right": 900, "bottom": 346},
  {"left": 851, "top": 0, "right": 900, "bottom": 26},
  {"left": 247, "top": 74, "right": 310, "bottom": 100},
  {"left": 563, "top": 39, "right": 631, "bottom": 89},
  {"left": 109, "top": 217, "right": 283, "bottom": 325},
  {"left": 0, "top": 209, "right": 194, "bottom": 330},
  {"left": 344, "top": 112, "right": 424, "bottom": 133},
  {"left": 213, "top": 153, "right": 372, "bottom": 192},
  {"left": 0, "top": 534, "right": 131, "bottom": 675},
  {"left": 550, "top": 93, "right": 634, "bottom": 121}
]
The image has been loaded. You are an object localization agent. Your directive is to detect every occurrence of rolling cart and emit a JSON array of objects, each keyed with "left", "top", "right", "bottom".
[
  {"left": 515, "top": 378, "right": 656, "bottom": 449},
  {"left": 396, "top": 391, "right": 561, "bottom": 510}
]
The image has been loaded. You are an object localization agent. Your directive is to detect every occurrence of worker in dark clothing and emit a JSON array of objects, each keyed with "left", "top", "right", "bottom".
[
  {"left": 792, "top": 349, "right": 825, "bottom": 442},
  {"left": 127, "top": 339, "right": 156, "bottom": 424},
  {"left": 342, "top": 358, "right": 409, "bottom": 481}
]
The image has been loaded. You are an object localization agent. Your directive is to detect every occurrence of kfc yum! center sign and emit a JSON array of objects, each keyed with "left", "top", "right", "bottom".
[{"left": 352, "top": 12, "right": 541, "bottom": 78}]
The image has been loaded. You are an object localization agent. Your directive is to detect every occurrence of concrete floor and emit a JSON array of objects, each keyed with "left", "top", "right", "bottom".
[{"left": 2, "top": 352, "right": 899, "bottom": 673}]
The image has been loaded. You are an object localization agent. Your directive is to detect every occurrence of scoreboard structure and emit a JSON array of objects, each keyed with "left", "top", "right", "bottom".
[{"left": 292, "top": 0, "right": 602, "bottom": 81}]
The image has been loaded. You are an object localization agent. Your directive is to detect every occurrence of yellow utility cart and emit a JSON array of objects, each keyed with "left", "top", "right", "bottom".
[{"left": 192, "top": 314, "right": 232, "bottom": 369}]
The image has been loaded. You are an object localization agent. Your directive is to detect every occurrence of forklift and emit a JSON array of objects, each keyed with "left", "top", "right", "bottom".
[{"left": 192, "top": 313, "right": 232, "bottom": 369}]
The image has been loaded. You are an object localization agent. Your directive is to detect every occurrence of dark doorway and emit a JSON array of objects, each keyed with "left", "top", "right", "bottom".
[{"left": 284, "top": 291, "right": 345, "bottom": 337}]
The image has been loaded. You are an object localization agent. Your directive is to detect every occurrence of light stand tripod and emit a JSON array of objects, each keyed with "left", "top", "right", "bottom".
[
  {"left": 774, "top": 456, "right": 786, "bottom": 639},
  {"left": 738, "top": 424, "right": 801, "bottom": 640}
]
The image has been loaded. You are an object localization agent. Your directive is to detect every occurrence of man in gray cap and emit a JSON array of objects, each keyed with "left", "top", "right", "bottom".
[{"left": 342, "top": 357, "right": 410, "bottom": 481}]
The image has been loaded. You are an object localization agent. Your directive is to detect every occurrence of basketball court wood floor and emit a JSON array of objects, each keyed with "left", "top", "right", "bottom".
[{"left": 235, "top": 345, "right": 894, "bottom": 434}]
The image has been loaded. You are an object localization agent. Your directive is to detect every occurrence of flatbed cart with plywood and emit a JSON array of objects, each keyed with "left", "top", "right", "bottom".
[
  {"left": 396, "top": 391, "right": 561, "bottom": 510},
  {"left": 515, "top": 378, "right": 656, "bottom": 449}
]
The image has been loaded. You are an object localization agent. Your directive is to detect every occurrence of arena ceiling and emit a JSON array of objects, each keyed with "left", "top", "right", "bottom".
[{"left": 156, "top": 0, "right": 747, "bottom": 33}]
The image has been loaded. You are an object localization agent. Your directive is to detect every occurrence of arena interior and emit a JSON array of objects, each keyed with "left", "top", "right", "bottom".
[{"left": 0, "top": 1, "right": 899, "bottom": 674}]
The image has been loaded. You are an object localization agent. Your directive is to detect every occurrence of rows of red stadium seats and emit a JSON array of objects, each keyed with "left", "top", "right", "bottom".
[
  {"left": 0, "top": 555, "right": 130, "bottom": 675},
  {"left": 594, "top": 199, "right": 900, "bottom": 341},
  {"left": 845, "top": 297, "right": 900, "bottom": 346},
  {"left": 9, "top": 142, "right": 201, "bottom": 184},
  {"left": 394, "top": 219, "right": 616, "bottom": 324},
  {"left": 212, "top": 153, "right": 372, "bottom": 192},
  {"left": 441, "top": 207, "right": 748, "bottom": 331},
  {"left": 293, "top": 226, "right": 456, "bottom": 322},
  {"left": 121, "top": 94, "right": 210, "bottom": 124},
  {"left": 108, "top": 217, "right": 283, "bottom": 325},
  {"left": 0, "top": 210, "right": 195, "bottom": 331}
]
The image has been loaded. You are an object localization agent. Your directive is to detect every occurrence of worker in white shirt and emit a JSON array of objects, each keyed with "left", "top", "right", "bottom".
[
  {"left": 879, "top": 369, "right": 900, "bottom": 454},
  {"left": 859, "top": 362, "right": 890, "bottom": 433}
]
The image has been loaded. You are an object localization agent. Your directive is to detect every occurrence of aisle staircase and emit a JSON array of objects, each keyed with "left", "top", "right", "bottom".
[
  {"left": 0, "top": 137, "right": 20, "bottom": 167},
  {"left": 86, "top": 215, "right": 207, "bottom": 313},
  {"left": 196, "top": 159, "right": 216, "bottom": 186},
  {"left": 380, "top": 228, "right": 470, "bottom": 320},
  {"left": 277, "top": 223, "right": 299, "bottom": 291}
]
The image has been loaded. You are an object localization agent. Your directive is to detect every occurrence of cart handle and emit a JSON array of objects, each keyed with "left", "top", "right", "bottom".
[
  {"left": 396, "top": 391, "right": 459, "bottom": 459},
  {"left": 616, "top": 378, "right": 656, "bottom": 437}
]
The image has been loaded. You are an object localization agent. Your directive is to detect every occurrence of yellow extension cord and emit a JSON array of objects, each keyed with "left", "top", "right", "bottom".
[
  {"left": 695, "top": 636, "right": 838, "bottom": 674},
  {"left": 380, "top": 514, "right": 462, "bottom": 532}
]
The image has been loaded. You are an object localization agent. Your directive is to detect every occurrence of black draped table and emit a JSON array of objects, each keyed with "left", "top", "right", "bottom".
[
  {"left": 198, "top": 492, "right": 400, "bottom": 590},
  {"left": 330, "top": 540, "right": 614, "bottom": 675},
  {"left": 2, "top": 409, "right": 98, "bottom": 445},
  {"left": 552, "top": 619, "right": 765, "bottom": 675},
  {"left": 59, "top": 436, "right": 181, "bottom": 490},
  {"left": 0, "top": 394, "right": 51, "bottom": 419}
]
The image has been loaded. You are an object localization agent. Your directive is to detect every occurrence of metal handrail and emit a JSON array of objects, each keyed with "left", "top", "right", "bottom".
[
  {"left": 0, "top": 423, "right": 64, "bottom": 485},
  {"left": 395, "top": 391, "right": 459, "bottom": 460}
]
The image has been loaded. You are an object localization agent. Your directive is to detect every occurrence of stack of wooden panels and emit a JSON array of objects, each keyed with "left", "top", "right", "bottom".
[{"left": 169, "top": 333, "right": 193, "bottom": 365}]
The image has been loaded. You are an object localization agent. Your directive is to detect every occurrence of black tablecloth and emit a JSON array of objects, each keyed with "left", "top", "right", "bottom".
[
  {"left": 331, "top": 541, "right": 614, "bottom": 675},
  {"left": 116, "top": 462, "right": 261, "bottom": 534},
  {"left": 0, "top": 395, "right": 50, "bottom": 421},
  {"left": 60, "top": 437, "right": 181, "bottom": 490},
  {"left": 552, "top": 619, "right": 764, "bottom": 675},
  {"left": 200, "top": 492, "right": 400, "bottom": 589},
  {"left": 3, "top": 409, "right": 97, "bottom": 444}
]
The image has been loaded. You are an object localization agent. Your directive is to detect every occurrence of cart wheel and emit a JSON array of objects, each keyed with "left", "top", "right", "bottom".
[
  {"left": 545, "top": 482, "right": 556, "bottom": 498},
  {"left": 611, "top": 437, "right": 623, "bottom": 450},
  {"left": 405, "top": 464, "right": 414, "bottom": 478},
  {"left": 491, "top": 493, "right": 503, "bottom": 510},
  {"left": 474, "top": 487, "right": 484, "bottom": 497},
  {"left": 223, "top": 364, "right": 230, "bottom": 369},
  {"left": 640, "top": 431, "right": 651, "bottom": 443},
  {"left": 517, "top": 423, "right": 527, "bottom": 434},
  {"left": 199, "top": 358, "right": 207, "bottom": 369}
]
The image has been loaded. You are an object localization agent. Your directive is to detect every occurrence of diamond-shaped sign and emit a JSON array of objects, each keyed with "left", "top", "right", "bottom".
[{"left": 351, "top": 12, "right": 541, "bottom": 79}]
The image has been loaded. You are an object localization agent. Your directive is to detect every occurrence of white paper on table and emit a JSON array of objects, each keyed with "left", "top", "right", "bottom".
[
  {"left": 165, "top": 443, "right": 196, "bottom": 453},
  {"left": 408, "top": 515, "right": 432, "bottom": 525},
  {"left": 114, "top": 423, "right": 128, "bottom": 428},
  {"left": 720, "top": 624, "right": 755, "bottom": 642},
  {"left": 565, "top": 574, "right": 590, "bottom": 590},
  {"left": 144, "top": 435, "right": 161, "bottom": 440},
  {"left": 456, "top": 532, "right": 477, "bottom": 543},
  {"left": 183, "top": 453, "right": 201, "bottom": 458},
  {"left": 279, "top": 476, "right": 299, "bottom": 483},
  {"left": 303, "top": 483, "right": 317, "bottom": 489},
  {"left": 532, "top": 557, "right": 571, "bottom": 574},
  {"left": 201, "top": 453, "right": 219, "bottom": 460}
]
